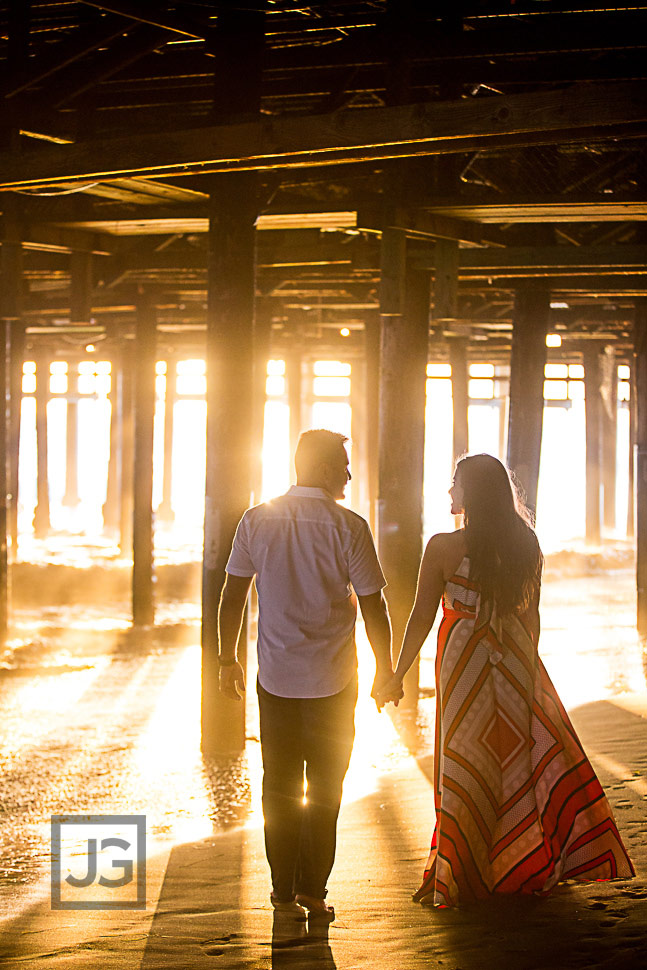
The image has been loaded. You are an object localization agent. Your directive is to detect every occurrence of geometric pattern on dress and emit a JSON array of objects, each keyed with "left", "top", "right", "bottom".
[{"left": 414, "top": 556, "right": 636, "bottom": 908}]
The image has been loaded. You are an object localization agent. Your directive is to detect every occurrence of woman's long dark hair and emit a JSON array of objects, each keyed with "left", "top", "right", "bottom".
[{"left": 457, "top": 454, "right": 543, "bottom": 615}]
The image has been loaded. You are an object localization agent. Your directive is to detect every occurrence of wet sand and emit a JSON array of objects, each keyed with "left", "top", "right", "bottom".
[{"left": 0, "top": 561, "right": 645, "bottom": 968}]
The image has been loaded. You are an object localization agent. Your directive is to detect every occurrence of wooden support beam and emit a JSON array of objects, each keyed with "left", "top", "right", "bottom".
[
  {"left": 378, "top": 229, "right": 428, "bottom": 706},
  {"left": 458, "top": 245, "right": 647, "bottom": 273},
  {"left": 48, "top": 25, "right": 170, "bottom": 110},
  {"left": 600, "top": 345, "right": 618, "bottom": 531},
  {"left": 102, "top": 351, "right": 121, "bottom": 535},
  {"left": 201, "top": 173, "right": 257, "bottom": 754},
  {"left": 628, "top": 364, "right": 636, "bottom": 539},
  {"left": 0, "top": 231, "right": 23, "bottom": 640},
  {"left": 634, "top": 300, "right": 647, "bottom": 638},
  {"left": 70, "top": 251, "right": 93, "bottom": 325},
  {"left": 119, "top": 347, "right": 135, "bottom": 554},
  {"left": 365, "top": 311, "right": 380, "bottom": 536},
  {"left": 77, "top": 0, "right": 209, "bottom": 39},
  {"left": 8, "top": 319, "right": 24, "bottom": 560},
  {"left": 286, "top": 348, "right": 303, "bottom": 464},
  {"left": 507, "top": 286, "right": 549, "bottom": 515},
  {"left": 358, "top": 205, "right": 505, "bottom": 247},
  {"left": 157, "top": 356, "right": 176, "bottom": 525},
  {"left": 433, "top": 239, "right": 459, "bottom": 321},
  {"left": 449, "top": 338, "right": 469, "bottom": 463},
  {"left": 202, "top": 3, "right": 264, "bottom": 755},
  {"left": 33, "top": 354, "right": 50, "bottom": 537},
  {"left": 1, "top": 80, "right": 645, "bottom": 188},
  {"left": 251, "top": 302, "right": 271, "bottom": 505},
  {"left": 583, "top": 346, "right": 602, "bottom": 545},
  {"left": 132, "top": 291, "right": 156, "bottom": 627},
  {"left": 3, "top": 14, "right": 134, "bottom": 99}
]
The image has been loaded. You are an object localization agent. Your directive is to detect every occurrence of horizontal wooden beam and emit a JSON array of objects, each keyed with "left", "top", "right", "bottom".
[
  {"left": 458, "top": 245, "right": 647, "bottom": 272},
  {"left": 1, "top": 81, "right": 645, "bottom": 189},
  {"left": 357, "top": 205, "right": 506, "bottom": 246},
  {"left": 426, "top": 200, "right": 647, "bottom": 223},
  {"left": 77, "top": 0, "right": 209, "bottom": 39}
]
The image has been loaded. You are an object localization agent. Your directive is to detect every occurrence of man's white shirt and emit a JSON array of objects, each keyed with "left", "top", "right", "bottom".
[{"left": 226, "top": 485, "right": 386, "bottom": 697}]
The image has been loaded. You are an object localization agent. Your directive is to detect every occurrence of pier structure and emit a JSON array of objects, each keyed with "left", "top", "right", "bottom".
[{"left": 0, "top": 2, "right": 645, "bottom": 749}]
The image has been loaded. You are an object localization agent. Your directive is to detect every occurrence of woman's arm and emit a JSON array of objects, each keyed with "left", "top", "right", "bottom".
[{"left": 376, "top": 534, "right": 448, "bottom": 704}]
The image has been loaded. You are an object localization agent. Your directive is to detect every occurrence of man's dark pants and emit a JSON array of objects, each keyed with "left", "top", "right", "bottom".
[{"left": 257, "top": 674, "right": 358, "bottom": 901}]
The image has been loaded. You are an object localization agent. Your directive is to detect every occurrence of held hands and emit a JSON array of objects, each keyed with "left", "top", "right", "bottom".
[
  {"left": 371, "top": 667, "right": 405, "bottom": 711},
  {"left": 374, "top": 672, "right": 405, "bottom": 710},
  {"left": 219, "top": 661, "right": 246, "bottom": 701}
]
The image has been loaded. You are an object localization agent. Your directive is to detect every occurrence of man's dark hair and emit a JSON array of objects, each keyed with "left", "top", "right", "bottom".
[{"left": 295, "top": 429, "right": 348, "bottom": 479}]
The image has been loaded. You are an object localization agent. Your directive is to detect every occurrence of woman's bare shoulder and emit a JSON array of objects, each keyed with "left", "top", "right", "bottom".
[{"left": 425, "top": 529, "right": 467, "bottom": 580}]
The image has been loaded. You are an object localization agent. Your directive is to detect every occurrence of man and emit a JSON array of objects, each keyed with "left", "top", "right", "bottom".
[{"left": 218, "top": 429, "right": 392, "bottom": 921}]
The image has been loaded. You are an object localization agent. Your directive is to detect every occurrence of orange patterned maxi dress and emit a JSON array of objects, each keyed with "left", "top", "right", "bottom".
[{"left": 414, "top": 556, "right": 635, "bottom": 907}]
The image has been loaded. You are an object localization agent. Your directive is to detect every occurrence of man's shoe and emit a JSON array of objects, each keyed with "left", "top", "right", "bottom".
[
  {"left": 270, "top": 893, "right": 307, "bottom": 920},
  {"left": 294, "top": 893, "right": 335, "bottom": 922}
]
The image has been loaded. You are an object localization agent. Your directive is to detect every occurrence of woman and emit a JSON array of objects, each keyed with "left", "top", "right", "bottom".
[{"left": 377, "top": 454, "right": 634, "bottom": 907}]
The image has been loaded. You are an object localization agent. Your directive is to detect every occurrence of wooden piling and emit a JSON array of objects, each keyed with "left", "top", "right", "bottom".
[
  {"left": 583, "top": 345, "right": 602, "bottom": 545},
  {"left": 507, "top": 286, "right": 550, "bottom": 515},
  {"left": 0, "top": 237, "right": 22, "bottom": 643},
  {"left": 132, "top": 291, "right": 156, "bottom": 627},
  {"left": 33, "top": 354, "right": 50, "bottom": 537},
  {"left": 201, "top": 174, "right": 257, "bottom": 754},
  {"left": 365, "top": 311, "right": 380, "bottom": 536},
  {"left": 378, "top": 229, "right": 429, "bottom": 704},
  {"left": 201, "top": 2, "right": 264, "bottom": 754},
  {"left": 449, "top": 338, "right": 469, "bottom": 463},
  {"left": 157, "top": 356, "right": 176, "bottom": 525},
  {"left": 8, "top": 320, "right": 24, "bottom": 560},
  {"left": 286, "top": 347, "right": 303, "bottom": 463},
  {"left": 634, "top": 301, "right": 647, "bottom": 638},
  {"left": 600, "top": 345, "right": 617, "bottom": 531},
  {"left": 103, "top": 350, "right": 121, "bottom": 536},
  {"left": 119, "top": 345, "right": 135, "bottom": 556}
]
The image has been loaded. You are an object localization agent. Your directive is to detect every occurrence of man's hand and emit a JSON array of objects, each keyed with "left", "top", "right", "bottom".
[
  {"left": 374, "top": 672, "right": 405, "bottom": 710},
  {"left": 371, "top": 665, "right": 401, "bottom": 711},
  {"left": 219, "top": 661, "right": 246, "bottom": 700}
]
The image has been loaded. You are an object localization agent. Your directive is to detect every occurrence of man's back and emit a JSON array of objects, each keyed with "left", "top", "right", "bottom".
[{"left": 226, "top": 485, "right": 385, "bottom": 697}]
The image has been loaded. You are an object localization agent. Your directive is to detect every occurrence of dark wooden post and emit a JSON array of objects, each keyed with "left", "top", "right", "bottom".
[
  {"left": 378, "top": 229, "right": 429, "bottom": 704},
  {"left": 365, "top": 312, "right": 380, "bottom": 536},
  {"left": 157, "top": 356, "right": 176, "bottom": 525},
  {"left": 8, "top": 320, "right": 24, "bottom": 560},
  {"left": 202, "top": 174, "right": 258, "bottom": 754},
  {"left": 201, "top": 3, "right": 264, "bottom": 754},
  {"left": 600, "top": 345, "right": 617, "bottom": 531},
  {"left": 583, "top": 345, "right": 602, "bottom": 545},
  {"left": 63, "top": 378, "right": 80, "bottom": 509},
  {"left": 448, "top": 338, "right": 469, "bottom": 462},
  {"left": 103, "top": 350, "right": 121, "bottom": 536},
  {"left": 286, "top": 347, "right": 303, "bottom": 462},
  {"left": 434, "top": 239, "right": 460, "bottom": 323},
  {"left": 64, "top": 251, "right": 93, "bottom": 513},
  {"left": 33, "top": 353, "right": 50, "bottom": 537},
  {"left": 634, "top": 301, "right": 647, "bottom": 638},
  {"left": 507, "top": 286, "right": 550, "bottom": 515},
  {"left": 349, "top": 356, "right": 364, "bottom": 515},
  {"left": 252, "top": 301, "right": 271, "bottom": 504},
  {"left": 120, "top": 345, "right": 135, "bottom": 556},
  {"left": 132, "top": 291, "right": 156, "bottom": 627},
  {"left": 0, "top": 236, "right": 22, "bottom": 643},
  {"left": 628, "top": 361, "right": 636, "bottom": 539}
]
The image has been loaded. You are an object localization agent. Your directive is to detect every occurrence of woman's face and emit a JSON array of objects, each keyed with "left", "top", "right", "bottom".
[{"left": 449, "top": 472, "right": 465, "bottom": 516}]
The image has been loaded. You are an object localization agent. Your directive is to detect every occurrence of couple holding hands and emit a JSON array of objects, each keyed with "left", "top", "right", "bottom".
[{"left": 217, "top": 429, "right": 633, "bottom": 920}]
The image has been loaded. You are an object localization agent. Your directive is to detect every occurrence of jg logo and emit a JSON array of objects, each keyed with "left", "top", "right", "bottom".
[{"left": 51, "top": 815, "right": 146, "bottom": 910}]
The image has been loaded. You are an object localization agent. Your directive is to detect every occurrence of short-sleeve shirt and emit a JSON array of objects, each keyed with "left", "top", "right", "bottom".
[{"left": 226, "top": 485, "right": 386, "bottom": 698}]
